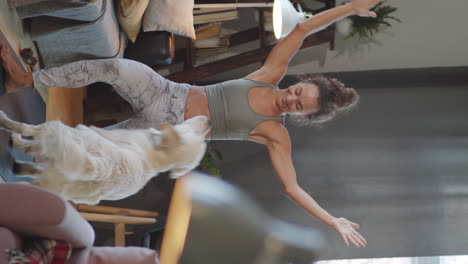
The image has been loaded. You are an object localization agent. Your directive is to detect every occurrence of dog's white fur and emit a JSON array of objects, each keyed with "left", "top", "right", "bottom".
[{"left": 0, "top": 111, "right": 210, "bottom": 204}]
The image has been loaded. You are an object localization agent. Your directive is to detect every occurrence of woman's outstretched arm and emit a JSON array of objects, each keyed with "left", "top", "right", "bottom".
[
  {"left": 250, "top": 125, "right": 367, "bottom": 248},
  {"left": 249, "top": 0, "right": 381, "bottom": 84}
]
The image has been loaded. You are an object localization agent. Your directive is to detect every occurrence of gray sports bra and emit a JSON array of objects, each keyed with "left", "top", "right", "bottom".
[{"left": 205, "top": 78, "right": 283, "bottom": 140}]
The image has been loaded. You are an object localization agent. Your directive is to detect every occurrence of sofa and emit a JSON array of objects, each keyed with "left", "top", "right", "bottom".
[
  {"left": 0, "top": 183, "right": 160, "bottom": 264},
  {"left": 7, "top": 0, "right": 177, "bottom": 69}
]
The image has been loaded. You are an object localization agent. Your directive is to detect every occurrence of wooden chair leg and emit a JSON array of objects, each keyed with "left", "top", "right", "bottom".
[
  {"left": 77, "top": 205, "right": 158, "bottom": 246},
  {"left": 115, "top": 223, "right": 126, "bottom": 246}
]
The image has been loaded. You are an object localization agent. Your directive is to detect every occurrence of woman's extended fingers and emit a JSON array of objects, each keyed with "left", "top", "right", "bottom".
[
  {"left": 361, "top": 10, "right": 377, "bottom": 18},
  {"left": 350, "top": 222, "right": 367, "bottom": 247},
  {"left": 351, "top": 232, "right": 367, "bottom": 248},
  {"left": 351, "top": 0, "right": 382, "bottom": 17},
  {"left": 354, "top": 231, "right": 367, "bottom": 246},
  {"left": 335, "top": 218, "right": 367, "bottom": 248},
  {"left": 341, "top": 233, "right": 350, "bottom": 247},
  {"left": 347, "top": 234, "right": 362, "bottom": 248}
]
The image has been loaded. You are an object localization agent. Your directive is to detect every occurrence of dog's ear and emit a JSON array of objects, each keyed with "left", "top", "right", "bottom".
[{"left": 160, "top": 123, "right": 181, "bottom": 148}]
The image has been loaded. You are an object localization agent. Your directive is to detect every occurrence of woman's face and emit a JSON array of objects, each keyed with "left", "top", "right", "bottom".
[{"left": 277, "top": 82, "right": 320, "bottom": 115}]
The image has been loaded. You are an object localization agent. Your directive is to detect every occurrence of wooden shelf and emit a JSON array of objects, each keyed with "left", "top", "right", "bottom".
[
  {"left": 164, "top": 1, "right": 336, "bottom": 83},
  {"left": 166, "top": 27, "right": 335, "bottom": 83}
]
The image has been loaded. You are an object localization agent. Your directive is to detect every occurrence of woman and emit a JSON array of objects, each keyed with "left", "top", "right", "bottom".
[{"left": 1, "top": 0, "right": 381, "bottom": 248}]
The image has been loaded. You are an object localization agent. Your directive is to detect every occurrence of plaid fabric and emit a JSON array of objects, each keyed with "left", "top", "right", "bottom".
[{"left": 5, "top": 239, "right": 72, "bottom": 264}]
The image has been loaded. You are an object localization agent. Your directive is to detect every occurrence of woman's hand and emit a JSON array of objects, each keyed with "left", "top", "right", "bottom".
[
  {"left": 350, "top": 0, "right": 382, "bottom": 17},
  {"left": 331, "top": 217, "right": 367, "bottom": 248}
]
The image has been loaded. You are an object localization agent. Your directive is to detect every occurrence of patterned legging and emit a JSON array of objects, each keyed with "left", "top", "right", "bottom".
[{"left": 33, "top": 58, "right": 191, "bottom": 129}]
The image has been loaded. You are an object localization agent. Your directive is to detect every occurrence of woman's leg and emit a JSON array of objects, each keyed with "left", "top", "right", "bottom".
[
  {"left": 1, "top": 42, "right": 160, "bottom": 114},
  {"left": 1, "top": 44, "right": 190, "bottom": 130},
  {"left": 35, "top": 58, "right": 191, "bottom": 129},
  {"left": 110, "top": 74, "right": 191, "bottom": 130},
  {"left": 33, "top": 58, "right": 167, "bottom": 113},
  {"left": 132, "top": 80, "right": 190, "bottom": 129}
]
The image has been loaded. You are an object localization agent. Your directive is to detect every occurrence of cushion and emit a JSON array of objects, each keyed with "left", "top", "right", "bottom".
[
  {"left": 70, "top": 247, "right": 160, "bottom": 264},
  {"left": 142, "top": 0, "right": 196, "bottom": 39},
  {"left": 124, "top": 31, "right": 175, "bottom": 66},
  {"left": 117, "top": 0, "right": 149, "bottom": 42}
]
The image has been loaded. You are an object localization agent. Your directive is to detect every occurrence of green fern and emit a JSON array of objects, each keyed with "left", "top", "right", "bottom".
[
  {"left": 199, "top": 141, "right": 223, "bottom": 178},
  {"left": 346, "top": 1, "right": 401, "bottom": 41}
]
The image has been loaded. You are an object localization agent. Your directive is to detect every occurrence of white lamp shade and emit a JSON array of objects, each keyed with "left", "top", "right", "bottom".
[{"left": 273, "top": 0, "right": 306, "bottom": 39}]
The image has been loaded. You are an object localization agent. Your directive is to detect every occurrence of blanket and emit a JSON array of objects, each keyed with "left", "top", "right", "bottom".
[{"left": 6, "top": 239, "right": 72, "bottom": 264}]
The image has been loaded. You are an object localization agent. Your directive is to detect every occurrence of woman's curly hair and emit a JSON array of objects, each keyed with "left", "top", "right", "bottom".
[{"left": 288, "top": 76, "right": 359, "bottom": 126}]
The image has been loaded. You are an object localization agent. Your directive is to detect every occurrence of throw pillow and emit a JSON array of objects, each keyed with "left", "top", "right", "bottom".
[
  {"left": 117, "top": 0, "right": 150, "bottom": 43},
  {"left": 142, "top": 0, "right": 196, "bottom": 39}
]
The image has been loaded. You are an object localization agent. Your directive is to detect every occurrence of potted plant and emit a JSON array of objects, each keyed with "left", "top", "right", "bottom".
[
  {"left": 199, "top": 141, "right": 223, "bottom": 178},
  {"left": 337, "top": 0, "right": 401, "bottom": 41}
]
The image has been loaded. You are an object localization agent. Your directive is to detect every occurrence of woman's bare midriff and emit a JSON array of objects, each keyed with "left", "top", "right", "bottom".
[
  {"left": 184, "top": 85, "right": 210, "bottom": 121},
  {"left": 184, "top": 84, "right": 282, "bottom": 141}
]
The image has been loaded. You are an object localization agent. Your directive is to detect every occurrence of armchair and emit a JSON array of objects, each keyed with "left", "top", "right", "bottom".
[
  {"left": 10, "top": 0, "right": 123, "bottom": 69},
  {"left": 8, "top": 0, "right": 175, "bottom": 69}
]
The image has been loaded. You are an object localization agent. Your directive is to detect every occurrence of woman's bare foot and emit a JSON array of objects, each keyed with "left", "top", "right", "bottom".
[{"left": 0, "top": 44, "right": 34, "bottom": 93}]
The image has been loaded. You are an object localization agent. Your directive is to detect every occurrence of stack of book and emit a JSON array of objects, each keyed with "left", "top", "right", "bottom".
[
  {"left": 194, "top": 23, "right": 230, "bottom": 57},
  {"left": 193, "top": 7, "right": 238, "bottom": 24}
]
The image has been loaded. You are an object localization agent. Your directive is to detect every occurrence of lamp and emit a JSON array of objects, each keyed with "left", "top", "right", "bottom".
[
  {"left": 159, "top": 172, "right": 323, "bottom": 264},
  {"left": 273, "top": 0, "right": 312, "bottom": 39}
]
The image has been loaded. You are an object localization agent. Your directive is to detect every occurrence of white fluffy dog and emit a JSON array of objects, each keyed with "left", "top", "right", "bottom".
[{"left": 0, "top": 110, "right": 210, "bottom": 204}]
